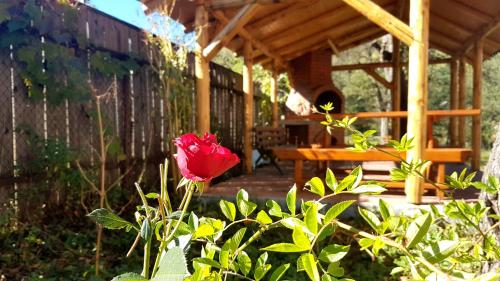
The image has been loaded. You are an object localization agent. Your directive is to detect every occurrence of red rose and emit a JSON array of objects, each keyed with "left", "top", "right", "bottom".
[{"left": 174, "top": 133, "right": 240, "bottom": 182}]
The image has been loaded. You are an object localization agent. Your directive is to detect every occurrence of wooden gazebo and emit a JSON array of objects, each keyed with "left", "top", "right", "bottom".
[{"left": 142, "top": 0, "right": 500, "bottom": 203}]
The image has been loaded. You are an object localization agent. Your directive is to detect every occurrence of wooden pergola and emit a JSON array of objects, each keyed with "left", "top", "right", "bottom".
[{"left": 142, "top": 0, "right": 500, "bottom": 203}]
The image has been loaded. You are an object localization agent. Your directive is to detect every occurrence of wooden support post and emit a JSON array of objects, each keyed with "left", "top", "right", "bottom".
[
  {"left": 243, "top": 41, "right": 254, "bottom": 174},
  {"left": 195, "top": 4, "right": 211, "bottom": 134},
  {"left": 295, "top": 160, "right": 304, "bottom": 191},
  {"left": 472, "top": 41, "right": 483, "bottom": 170},
  {"left": 391, "top": 36, "right": 401, "bottom": 141},
  {"left": 458, "top": 59, "right": 467, "bottom": 147},
  {"left": 271, "top": 69, "right": 279, "bottom": 128},
  {"left": 449, "top": 58, "right": 459, "bottom": 146},
  {"left": 404, "top": 0, "right": 429, "bottom": 204}
]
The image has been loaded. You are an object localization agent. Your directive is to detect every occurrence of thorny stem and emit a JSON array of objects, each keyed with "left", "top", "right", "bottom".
[
  {"left": 94, "top": 94, "right": 107, "bottom": 277},
  {"left": 151, "top": 181, "right": 196, "bottom": 278}
]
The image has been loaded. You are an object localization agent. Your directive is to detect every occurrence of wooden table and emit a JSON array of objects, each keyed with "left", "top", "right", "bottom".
[{"left": 272, "top": 147, "right": 472, "bottom": 198}]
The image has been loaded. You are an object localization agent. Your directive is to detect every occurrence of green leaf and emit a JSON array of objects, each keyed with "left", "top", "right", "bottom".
[
  {"left": 219, "top": 200, "right": 236, "bottom": 221},
  {"left": 358, "top": 238, "right": 374, "bottom": 250},
  {"left": 325, "top": 168, "right": 338, "bottom": 191},
  {"left": 152, "top": 247, "right": 189, "bottom": 281},
  {"left": 193, "top": 224, "right": 214, "bottom": 239},
  {"left": 358, "top": 207, "right": 381, "bottom": 233},
  {"left": 318, "top": 244, "right": 350, "bottom": 263},
  {"left": 261, "top": 243, "right": 308, "bottom": 253},
  {"left": 193, "top": 258, "right": 222, "bottom": 269},
  {"left": 292, "top": 227, "right": 311, "bottom": 249},
  {"left": 111, "top": 272, "right": 147, "bottom": 281},
  {"left": 87, "top": 208, "right": 133, "bottom": 230},
  {"left": 286, "top": 185, "right": 297, "bottom": 215},
  {"left": 317, "top": 224, "right": 336, "bottom": 242},
  {"left": 256, "top": 210, "right": 273, "bottom": 225},
  {"left": 350, "top": 184, "right": 386, "bottom": 194},
  {"left": 254, "top": 264, "right": 272, "bottom": 281},
  {"left": 145, "top": 192, "right": 159, "bottom": 199},
  {"left": 280, "top": 217, "right": 313, "bottom": 236},
  {"left": 378, "top": 199, "right": 394, "bottom": 221},
  {"left": 307, "top": 177, "right": 325, "bottom": 197},
  {"left": 237, "top": 190, "right": 257, "bottom": 217},
  {"left": 266, "top": 200, "right": 283, "bottom": 217},
  {"left": 326, "top": 262, "right": 345, "bottom": 277},
  {"left": 188, "top": 212, "right": 199, "bottom": 231},
  {"left": 299, "top": 253, "right": 320, "bottom": 281},
  {"left": 324, "top": 200, "right": 355, "bottom": 224},
  {"left": 405, "top": 213, "right": 432, "bottom": 249},
  {"left": 229, "top": 228, "right": 247, "bottom": 252},
  {"left": 237, "top": 251, "right": 252, "bottom": 276},
  {"left": 269, "top": 264, "right": 290, "bottom": 281},
  {"left": 422, "top": 240, "right": 459, "bottom": 263},
  {"left": 140, "top": 219, "right": 151, "bottom": 239},
  {"left": 335, "top": 166, "right": 363, "bottom": 193},
  {"left": 219, "top": 250, "right": 230, "bottom": 269},
  {"left": 305, "top": 203, "right": 319, "bottom": 234}
]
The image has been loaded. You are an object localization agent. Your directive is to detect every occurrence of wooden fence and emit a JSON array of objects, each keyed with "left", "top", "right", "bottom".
[{"left": 0, "top": 3, "right": 261, "bottom": 209}]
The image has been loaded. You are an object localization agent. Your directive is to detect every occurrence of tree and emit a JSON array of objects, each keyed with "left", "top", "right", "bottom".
[{"left": 480, "top": 123, "right": 500, "bottom": 273}]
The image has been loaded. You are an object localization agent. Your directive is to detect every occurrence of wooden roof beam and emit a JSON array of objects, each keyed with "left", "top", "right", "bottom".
[
  {"left": 203, "top": 4, "right": 259, "bottom": 61},
  {"left": 330, "top": 58, "right": 451, "bottom": 71},
  {"left": 210, "top": 0, "right": 304, "bottom": 9},
  {"left": 246, "top": 1, "right": 316, "bottom": 30},
  {"left": 327, "top": 39, "right": 341, "bottom": 56},
  {"left": 342, "top": 0, "right": 414, "bottom": 45},
  {"left": 265, "top": 13, "right": 378, "bottom": 62},
  {"left": 211, "top": 10, "right": 286, "bottom": 69},
  {"left": 364, "top": 68, "right": 393, "bottom": 89},
  {"left": 457, "top": 12, "right": 500, "bottom": 57}
]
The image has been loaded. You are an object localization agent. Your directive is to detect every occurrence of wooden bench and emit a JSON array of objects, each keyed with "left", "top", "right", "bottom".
[{"left": 272, "top": 147, "right": 472, "bottom": 198}]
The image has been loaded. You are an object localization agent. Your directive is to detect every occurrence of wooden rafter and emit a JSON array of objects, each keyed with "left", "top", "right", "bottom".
[
  {"left": 210, "top": 0, "right": 304, "bottom": 9},
  {"left": 211, "top": 10, "right": 286, "bottom": 68},
  {"left": 327, "top": 39, "right": 341, "bottom": 56},
  {"left": 257, "top": 1, "right": 349, "bottom": 46},
  {"left": 364, "top": 68, "right": 393, "bottom": 89},
  {"left": 342, "top": 0, "right": 414, "bottom": 45},
  {"left": 245, "top": 1, "right": 316, "bottom": 32},
  {"left": 203, "top": 4, "right": 259, "bottom": 61},
  {"left": 330, "top": 59, "right": 450, "bottom": 71},
  {"left": 457, "top": 12, "right": 500, "bottom": 56},
  {"left": 262, "top": 11, "right": 380, "bottom": 62}
]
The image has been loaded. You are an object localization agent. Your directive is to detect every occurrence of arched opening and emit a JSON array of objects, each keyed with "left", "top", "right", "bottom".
[{"left": 314, "top": 90, "right": 343, "bottom": 113}]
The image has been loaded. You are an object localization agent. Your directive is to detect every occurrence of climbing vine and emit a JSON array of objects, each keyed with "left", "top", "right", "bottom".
[{"left": 0, "top": 0, "right": 140, "bottom": 105}]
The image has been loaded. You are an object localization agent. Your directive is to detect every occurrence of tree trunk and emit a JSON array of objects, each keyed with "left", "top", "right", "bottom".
[{"left": 480, "top": 123, "right": 500, "bottom": 273}]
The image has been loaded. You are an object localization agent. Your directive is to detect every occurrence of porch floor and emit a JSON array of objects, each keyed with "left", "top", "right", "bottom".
[{"left": 205, "top": 161, "right": 480, "bottom": 207}]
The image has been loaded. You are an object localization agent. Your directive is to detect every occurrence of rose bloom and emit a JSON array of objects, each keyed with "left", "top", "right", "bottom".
[{"left": 174, "top": 133, "right": 240, "bottom": 182}]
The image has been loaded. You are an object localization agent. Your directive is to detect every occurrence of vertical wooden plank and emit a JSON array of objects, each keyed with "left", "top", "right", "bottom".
[
  {"left": 271, "top": 69, "right": 279, "bottom": 128},
  {"left": 391, "top": 36, "right": 401, "bottom": 140},
  {"left": 404, "top": 0, "right": 429, "bottom": 204},
  {"left": 195, "top": 4, "right": 211, "bottom": 134},
  {"left": 472, "top": 41, "right": 483, "bottom": 170},
  {"left": 243, "top": 41, "right": 254, "bottom": 174},
  {"left": 449, "top": 57, "right": 459, "bottom": 146},
  {"left": 458, "top": 59, "right": 467, "bottom": 147}
]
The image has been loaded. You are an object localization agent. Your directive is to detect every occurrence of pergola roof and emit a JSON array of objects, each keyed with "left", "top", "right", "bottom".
[{"left": 143, "top": 0, "right": 500, "bottom": 69}]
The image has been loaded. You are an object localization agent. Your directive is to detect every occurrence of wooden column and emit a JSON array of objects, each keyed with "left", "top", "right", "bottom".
[
  {"left": 449, "top": 58, "right": 459, "bottom": 146},
  {"left": 472, "top": 41, "right": 483, "bottom": 170},
  {"left": 271, "top": 70, "right": 279, "bottom": 128},
  {"left": 195, "top": 4, "right": 211, "bottom": 134},
  {"left": 391, "top": 36, "right": 401, "bottom": 140},
  {"left": 458, "top": 59, "right": 467, "bottom": 147},
  {"left": 404, "top": 0, "right": 429, "bottom": 204},
  {"left": 243, "top": 41, "right": 254, "bottom": 174}
]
